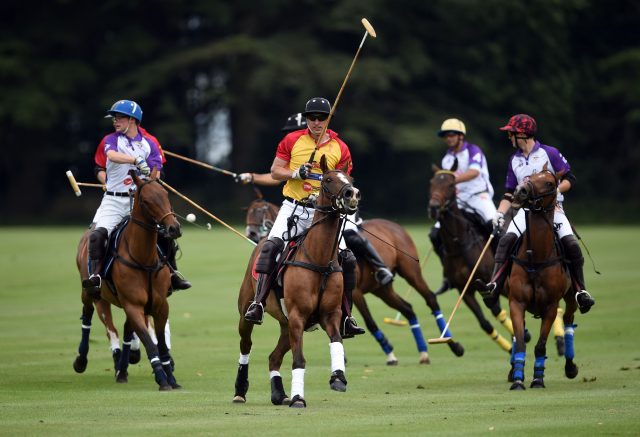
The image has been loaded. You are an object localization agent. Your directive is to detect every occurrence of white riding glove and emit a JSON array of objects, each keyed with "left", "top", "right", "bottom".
[
  {"left": 134, "top": 156, "right": 151, "bottom": 176},
  {"left": 291, "top": 163, "right": 312, "bottom": 180},
  {"left": 492, "top": 211, "right": 505, "bottom": 231},
  {"left": 234, "top": 173, "right": 253, "bottom": 184}
]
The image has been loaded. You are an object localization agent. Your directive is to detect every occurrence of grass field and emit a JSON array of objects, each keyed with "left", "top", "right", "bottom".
[{"left": 1, "top": 225, "right": 639, "bottom": 436}]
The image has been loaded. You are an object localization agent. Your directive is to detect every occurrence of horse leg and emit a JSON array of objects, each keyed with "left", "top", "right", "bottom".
[
  {"left": 129, "top": 332, "right": 141, "bottom": 364},
  {"left": 353, "top": 289, "right": 397, "bottom": 365},
  {"left": 398, "top": 258, "right": 464, "bottom": 357},
  {"left": 287, "top": 311, "right": 307, "bottom": 408},
  {"left": 563, "top": 298, "right": 579, "bottom": 379},
  {"left": 268, "top": 321, "right": 291, "bottom": 405},
  {"left": 123, "top": 303, "right": 171, "bottom": 391},
  {"left": 376, "top": 286, "right": 429, "bottom": 364},
  {"left": 95, "top": 300, "right": 122, "bottom": 369},
  {"left": 115, "top": 320, "right": 133, "bottom": 383},
  {"left": 553, "top": 307, "right": 565, "bottom": 356},
  {"left": 530, "top": 307, "right": 556, "bottom": 388},
  {"left": 462, "top": 292, "right": 511, "bottom": 352},
  {"left": 487, "top": 302, "right": 515, "bottom": 337},
  {"left": 73, "top": 296, "right": 94, "bottom": 373},
  {"left": 233, "top": 316, "right": 255, "bottom": 403},
  {"left": 154, "top": 300, "right": 180, "bottom": 389},
  {"left": 509, "top": 299, "right": 527, "bottom": 390}
]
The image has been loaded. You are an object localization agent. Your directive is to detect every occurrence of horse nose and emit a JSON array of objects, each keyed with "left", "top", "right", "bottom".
[
  {"left": 428, "top": 201, "right": 439, "bottom": 220},
  {"left": 247, "top": 230, "right": 259, "bottom": 244},
  {"left": 167, "top": 223, "right": 182, "bottom": 239}
]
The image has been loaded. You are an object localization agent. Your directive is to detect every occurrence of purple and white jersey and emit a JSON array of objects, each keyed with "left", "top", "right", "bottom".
[
  {"left": 103, "top": 131, "right": 163, "bottom": 192},
  {"left": 442, "top": 141, "right": 494, "bottom": 203},
  {"left": 505, "top": 141, "right": 570, "bottom": 203}
]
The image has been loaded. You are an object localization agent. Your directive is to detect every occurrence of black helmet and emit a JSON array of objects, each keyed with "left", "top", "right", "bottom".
[
  {"left": 282, "top": 113, "right": 308, "bottom": 132},
  {"left": 302, "top": 97, "right": 331, "bottom": 116}
]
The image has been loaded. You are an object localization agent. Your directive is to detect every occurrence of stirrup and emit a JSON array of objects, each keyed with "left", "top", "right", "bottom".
[
  {"left": 479, "top": 281, "right": 496, "bottom": 298},
  {"left": 575, "top": 290, "right": 595, "bottom": 314},
  {"left": 341, "top": 316, "right": 365, "bottom": 339},
  {"left": 375, "top": 268, "right": 393, "bottom": 286},
  {"left": 170, "top": 272, "right": 192, "bottom": 291},
  {"left": 244, "top": 301, "right": 264, "bottom": 325},
  {"left": 82, "top": 274, "right": 102, "bottom": 299}
]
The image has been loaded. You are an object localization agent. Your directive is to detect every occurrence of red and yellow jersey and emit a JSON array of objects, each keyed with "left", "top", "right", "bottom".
[{"left": 276, "top": 129, "right": 353, "bottom": 201}]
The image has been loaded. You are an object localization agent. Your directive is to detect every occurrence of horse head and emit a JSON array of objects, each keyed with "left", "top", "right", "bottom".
[
  {"left": 511, "top": 163, "right": 558, "bottom": 212},
  {"left": 244, "top": 198, "right": 277, "bottom": 244},
  {"left": 317, "top": 155, "right": 360, "bottom": 214},
  {"left": 428, "top": 164, "right": 457, "bottom": 220},
  {"left": 130, "top": 169, "right": 182, "bottom": 239}
]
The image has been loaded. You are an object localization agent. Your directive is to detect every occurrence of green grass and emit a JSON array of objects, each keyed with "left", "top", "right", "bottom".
[{"left": 1, "top": 225, "right": 639, "bottom": 436}]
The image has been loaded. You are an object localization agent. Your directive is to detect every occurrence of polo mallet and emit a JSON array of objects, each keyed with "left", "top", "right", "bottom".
[
  {"left": 427, "top": 234, "right": 494, "bottom": 344},
  {"left": 383, "top": 247, "right": 433, "bottom": 327},
  {"left": 308, "top": 18, "right": 377, "bottom": 164},
  {"left": 158, "top": 179, "right": 256, "bottom": 247},
  {"left": 65, "top": 170, "right": 104, "bottom": 196},
  {"left": 163, "top": 150, "right": 238, "bottom": 178}
]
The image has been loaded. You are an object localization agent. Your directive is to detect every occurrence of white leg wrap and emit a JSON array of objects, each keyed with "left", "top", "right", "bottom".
[
  {"left": 108, "top": 330, "right": 119, "bottom": 352},
  {"left": 330, "top": 342, "right": 345, "bottom": 373},
  {"left": 270, "top": 370, "right": 281, "bottom": 379},
  {"left": 131, "top": 333, "right": 140, "bottom": 351},
  {"left": 164, "top": 319, "right": 172, "bottom": 350},
  {"left": 239, "top": 353, "right": 250, "bottom": 365},
  {"left": 147, "top": 320, "right": 158, "bottom": 345},
  {"left": 291, "top": 368, "right": 305, "bottom": 399}
]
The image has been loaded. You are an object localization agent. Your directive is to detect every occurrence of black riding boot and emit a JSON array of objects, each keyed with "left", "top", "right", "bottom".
[
  {"left": 480, "top": 232, "right": 518, "bottom": 308},
  {"left": 82, "top": 227, "right": 108, "bottom": 300},
  {"left": 339, "top": 249, "right": 365, "bottom": 338},
  {"left": 166, "top": 239, "right": 191, "bottom": 291},
  {"left": 561, "top": 235, "right": 595, "bottom": 314},
  {"left": 343, "top": 229, "right": 393, "bottom": 286},
  {"left": 244, "top": 237, "right": 284, "bottom": 324},
  {"left": 429, "top": 226, "right": 451, "bottom": 295}
]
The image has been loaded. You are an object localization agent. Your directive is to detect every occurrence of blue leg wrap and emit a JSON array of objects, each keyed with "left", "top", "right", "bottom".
[
  {"left": 409, "top": 317, "right": 427, "bottom": 353},
  {"left": 373, "top": 329, "right": 393, "bottom": 354},
  {"left": 513, "top": 351, "right": 526, "bottom": 381},
  {"left": 564, "top": 324, "right": 576, "bottom": 360},
  {"left": 510, "top": 337, "right": 516, "bottom": 365},
  {"left": 533, "top": 356, "right": 546, "bottom": 379},
  {"left": 432, "top": 310, "right": 452, "bottom": 338}
]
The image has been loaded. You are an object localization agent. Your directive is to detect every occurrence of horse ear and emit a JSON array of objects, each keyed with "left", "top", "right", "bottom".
[
  {"left": 320, "top": 155, "right": 328, "bottom": 173},
  {"left": 339, "top": 159, "right": 350, "bottom": 174},
  {"left": 450, "top": 157, "right": 459, "bottom": 172},
  {"left": 129, "top": 169, "right": 142, "bottom": 187},
  {"left": 432, "top": 164, "right": 441, "bottom": 173},
  {"left": 542, "top": 162, "right": 548, "bottom": 172},
  {"left": 253, "top": 186, "right": 264, "bottom": 200},
  {"left": 150, "top": 167, "right": 159, "bottom": 179}
]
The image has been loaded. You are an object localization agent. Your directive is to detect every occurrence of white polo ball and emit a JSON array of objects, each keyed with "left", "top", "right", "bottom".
[
  {"left": 186, "top": 213, "right": 196, "bottom": 223},
  {"left": 206, "top": 223, "right": 212, "bottom": 230}
]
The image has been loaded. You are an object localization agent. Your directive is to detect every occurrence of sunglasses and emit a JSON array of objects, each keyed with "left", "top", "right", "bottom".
[{"left": 306, "top": 113, "right": 328, "bottom": 122}]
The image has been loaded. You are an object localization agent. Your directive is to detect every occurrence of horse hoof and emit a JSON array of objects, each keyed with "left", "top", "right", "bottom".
[
  {"left": 565, "top": 361, "right": 579, "bottom": 379},
  {"left": 510, "top": 380, "right": 526, "bottom": 390},
  {"left": 507, "top": 367, "right": 515, "bottom": 383},
  {"left": 330, "top": 379, "right": 347, "bottom": 392},
  {"left": 524, "top": 330, "right": 531, "bottom": 343},
  {"left": 289, "top": 395, "right": 306, "bottom": 408},
  {"left": 329, "top": 370, "right": 347, "bottom": 392},
  {"left": 129, "top": 349, "right": 141, "bottom": 364},
  {"left": 386, "top": 359, "right": 398, "bottom": 366},
  {"left": 73, "top": 355, "right": 88, "bottom": 373},
  {"left": 115, "top": 370, "right": 128, "bottom": 384},
  {"left": 170, "top": 382, "right": 182, "bottom": 389},
  {"left": 555, "top": 336, "right": 565, "bottom": 356},
  {"left": 419, "top": 352, "right": 431, "bottom": 364},
  {"left": 232, "top": 395, "right": 246, "bottom": 403},
  {"left": 449, "top": 342, "right": 465, "bottom": 357},
  {"left": 158, "top": 384, "right": 173, "bottom": 392},
  {"left": 530, "top": 378, "right": 545, "bottom": 388}
]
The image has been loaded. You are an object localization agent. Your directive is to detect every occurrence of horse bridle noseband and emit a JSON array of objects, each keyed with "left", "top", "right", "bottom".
[
  {"left": 316, "top": 170, "right": 357, "bottom": 215},
  {"left": 131, "top": 179, "right": 176, "bottom": 232},
  {"left": 519, "top": 170, "right": 558, "bottom": 212}
]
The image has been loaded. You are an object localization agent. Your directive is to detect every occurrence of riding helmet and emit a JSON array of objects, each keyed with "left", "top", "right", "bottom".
[
  {"left": 499, "top": 114, "right": 537, "bottom": 137},
  {"left": 282, "top": 113, "right": 308, "bottom": 132},
  {"left": 105, "top": 100, "right": 143, "bottom": 122},
  {"left": 438, "top": 118, "right": 466, "bottom": 137},
  {"left": 302, "top": 97, "right": 331, "bottom": 116}
]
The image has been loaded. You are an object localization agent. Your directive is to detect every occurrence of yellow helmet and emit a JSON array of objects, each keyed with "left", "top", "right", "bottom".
[{"left": 438, "top": 118, "right": 466, "bottom": 137}]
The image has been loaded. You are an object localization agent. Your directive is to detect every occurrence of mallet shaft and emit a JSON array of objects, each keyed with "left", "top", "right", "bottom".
[{"left": 164, "top": 150, "right": 237, "bottom": 177}]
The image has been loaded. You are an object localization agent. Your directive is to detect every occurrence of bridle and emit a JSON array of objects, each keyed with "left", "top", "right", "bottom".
[
  {"left": 429, "top": 170, "right": 457, "bottom": 220},
  {"left": 516, "top": 170, "right": 558, "bottom": 213},
  {"left": 246, "top": 201, "right": 277, "bottom": 236},
  {"left": 130, "top": 179, "right": 176, "bottom": 233},
  {"left": 315, "top": 170, "right": 359, "bottom": 215}
]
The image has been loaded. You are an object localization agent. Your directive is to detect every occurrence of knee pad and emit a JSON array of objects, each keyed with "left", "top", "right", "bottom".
[
  {"left": 561, "top": 235, "right": 583, "bottom": 265},
  {"left": 343, "top": 229, "right": 366, "bottom": 254},
  {"left": 495, "top": 233, "right": 517, "bottom": 264},
  {"left": 89, "top": 227, "right": 108, "bottom": 259},
  {"left": 339, "top": 249, "right": 357, "bottom": 292},
  {"left": 256, "top": 237, "right": 284, "bottom": 273}
]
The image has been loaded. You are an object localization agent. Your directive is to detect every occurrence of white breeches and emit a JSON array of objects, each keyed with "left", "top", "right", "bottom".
[
  {"left": 93, "top": 195, "right": 131, "bottom": 235},
  {"left": 506, "top": 203, "right": 573, "bottom": 239},
  {"left": 457, "top": 192, "right": 496, "bottom": 222}
]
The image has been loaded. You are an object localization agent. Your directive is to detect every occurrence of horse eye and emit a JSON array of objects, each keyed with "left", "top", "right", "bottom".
[{"left": 325, "top": 177, "right": 332, "bottom": 183}]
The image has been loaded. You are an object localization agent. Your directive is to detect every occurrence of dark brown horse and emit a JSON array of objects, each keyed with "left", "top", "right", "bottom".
[
  {"left": 506, "top": 166, "right": 578, "bottom": 390},
  {"left": 233, "top": 155, "right": 360, "bottom": 408},
  {"left": 74, "top": 170, "right": 181, "bottom": 390},
  {"left": 428, "top": 165, "right": 514, "bottom": 352},
  {"left": 244, "top": 201, "right": 465, "bottom": 364}
]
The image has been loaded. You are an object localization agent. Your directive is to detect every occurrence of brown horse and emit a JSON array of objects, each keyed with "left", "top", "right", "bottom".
[
  {"left": 244, "top": 200, "right": 465, "bottom": 364},
  {"left": 233, "top": 155, "right": 360, "bottom": 408},
  {"left": 74, "top": 170, "right": 181, "bottom": 390},
  {"left": 506, "top": 166, "right": 578, "bottom": 390},
  {"left": 428, "top": 165, "right": 514, "bottom": 352}
]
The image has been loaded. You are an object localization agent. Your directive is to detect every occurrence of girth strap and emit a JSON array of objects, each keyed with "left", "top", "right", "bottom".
[
  {"left": 284, "top": 259, "right": 342, "bottom": 294},
  {"left": 511, "top": 255, "right": 564, "bottom": 272}
]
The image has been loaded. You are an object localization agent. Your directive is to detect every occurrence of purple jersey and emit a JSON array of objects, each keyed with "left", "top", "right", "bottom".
[
  {"left": 505, "top": 141, "right": 571, "bottom": 202},
  {"left": 103, "top": 131, "right": 163, "bottom": 192},
  {"left": 442, "top": 141, "right": 494, "bottom": 201}
]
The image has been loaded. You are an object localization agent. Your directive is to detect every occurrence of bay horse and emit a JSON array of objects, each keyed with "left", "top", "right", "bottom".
[
  {"left": 428, "top": 165, "right": 514, "bottom": 352},
  {"left": 74, "top": 170, "right": 181, "bottom": 390},
  {"left": 244, "top": 200, "right": 465, "bottom": 365},
  {"left": 506, "top": 165, "right": 578, "bottom": 390},
  {"left": 234, "top": 155, "right": 359, "bottom": 408}
]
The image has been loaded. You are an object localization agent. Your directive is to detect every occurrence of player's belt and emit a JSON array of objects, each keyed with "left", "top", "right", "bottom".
[
  {"left": 284, "top": 196, "right": 314, "bottom": 207},
  {"left": 106, "top": 191, "right": 131, "bottom": 197}
]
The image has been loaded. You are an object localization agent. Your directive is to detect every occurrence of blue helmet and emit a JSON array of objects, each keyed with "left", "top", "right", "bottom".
[{"left": 105, "top": 100, "right": 143, "bottom": 122}]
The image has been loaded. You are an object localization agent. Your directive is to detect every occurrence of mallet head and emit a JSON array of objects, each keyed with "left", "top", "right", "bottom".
[
  {"left": 66, "top": 170, "right": 82, "bottom": 197},
  {"left": 361, "top": 18, "right": 377, "bottom": 38}
]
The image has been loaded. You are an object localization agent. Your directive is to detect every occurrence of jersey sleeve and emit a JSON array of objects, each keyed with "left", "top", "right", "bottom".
[
  {"left": 94, "top": 136, "right": 108, "bottom": 167},
  {"left": 335, "top": 137, "right": 353, "bottom": 175},
  {"left": 505, "top": 156, "right": 518, "bottom": 191},
  {"left": 466, "top": 144, "right": 484, "bottom": 170},
  {"left": 140, "top": 127, "right": 167, "bottom": 164},
  {"left": 275, "top": 133, "right": 296, "bottom": 163},
  {"left": 543, "top": 144, "right": 571, "bottom": 175},
  {"left": 145, "top": 137, "right": 163, "bottom": 171}
]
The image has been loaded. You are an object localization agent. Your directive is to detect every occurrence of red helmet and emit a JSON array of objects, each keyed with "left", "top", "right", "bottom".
[{"left": 499, "top": 114, "right": 537, "bottom": 137}]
